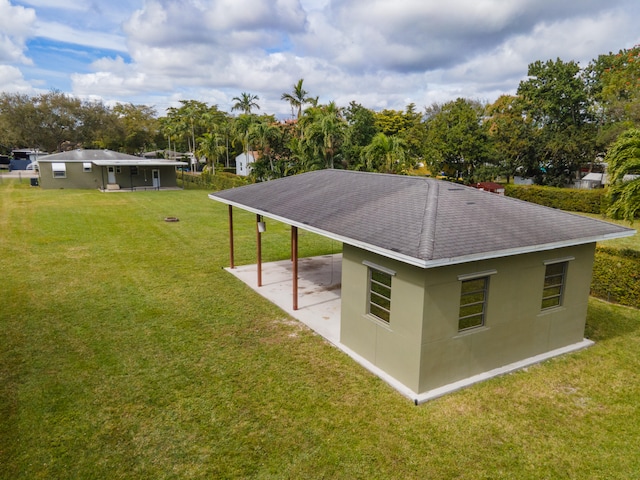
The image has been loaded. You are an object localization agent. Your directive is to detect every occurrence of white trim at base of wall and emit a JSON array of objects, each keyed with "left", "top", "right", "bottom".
[{"left": 411, "top": 338, "right": 594, "bottom": 405}]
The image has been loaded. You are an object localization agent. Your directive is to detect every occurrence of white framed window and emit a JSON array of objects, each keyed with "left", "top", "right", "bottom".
[
  {"left": 52, "top": 162, "right": 66, "bottom": 178},
  {"left": 541, "top": 259, "right": 572, "bottom": 310},
  {"left": 364, "top": 261, "right": 395, "bottom": 323},
  {"left": 83, "top": 162, "right": 92, "bottom": 172}
]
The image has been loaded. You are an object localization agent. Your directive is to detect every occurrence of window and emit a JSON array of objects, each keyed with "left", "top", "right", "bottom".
[
  {"left": 367, "top": 265, "right": 393, "bottom": 323},
  {"left": 83, "top": 162, "right": 92, "bottom": 172},
  {"left": 130, "top": 166, "right": 138, "bottom": 175},
  {"left": 458, "top": 277, "right": 489, "bottom": 331},
  {"left": 52, "top": 162, "right": 66, "bottom": 178},
  {"left": 541, "top": 261, "right": 568, "bottom": 309}
]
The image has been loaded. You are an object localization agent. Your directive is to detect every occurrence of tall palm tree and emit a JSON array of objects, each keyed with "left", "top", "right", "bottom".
[
  {"left": 231, "top": 92, "right": 260, "bottom": 115},
  {"left": 281, "top": 78, "right": 313, "bottom": 119},
  {"left": 197, "top": 132, "right": 225, "bottom": 175},
  {"left": 300, "top": 102, "right": 345, "bottom": 170}
]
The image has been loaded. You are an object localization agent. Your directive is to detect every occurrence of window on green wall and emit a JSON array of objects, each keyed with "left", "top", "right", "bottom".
[
  {"left": 458, "top": 277, "right": 489, "bottom": 331},
  {"left": 541, "top": 261, "right": 568, "bottom": 309},
  {"left": 367, "top": 266, "right": 392, "bottom": 323}
]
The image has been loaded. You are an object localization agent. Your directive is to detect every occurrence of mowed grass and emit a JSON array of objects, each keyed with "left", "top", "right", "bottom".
[{"left": 1, "top": 181, "right": 640, "bottom": 479}]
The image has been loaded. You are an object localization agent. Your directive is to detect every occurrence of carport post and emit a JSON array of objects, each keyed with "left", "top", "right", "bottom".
[
  {"left": 256, "top": 214, "right": 262, "bottom": 287},
  {"left": 228, "top": 205, "right": 235, "bottom": 269},
  {"left": 292, "top": 226, "right": 298, "bottom": 311}
]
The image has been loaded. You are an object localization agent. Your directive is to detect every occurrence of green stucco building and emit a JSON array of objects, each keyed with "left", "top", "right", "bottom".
[
  {"left": 37, "top": 149, "right": 187, "bottom": 190},
  {"left": 209, "top": 170, "right": 634, "bottom": 401}
]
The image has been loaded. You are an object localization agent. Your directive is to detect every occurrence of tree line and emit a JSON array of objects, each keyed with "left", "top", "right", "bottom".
[{"left": 0, "top": 45, "right": 638, "bottom": 187}]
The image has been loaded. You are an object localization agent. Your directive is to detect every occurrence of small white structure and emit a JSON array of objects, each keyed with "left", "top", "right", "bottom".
[
  {"left": 235, "top": 151, "right": 258, "bottom": 176},
  {"left": 578, "top": 172, "right": 605, "bottom": 189}
]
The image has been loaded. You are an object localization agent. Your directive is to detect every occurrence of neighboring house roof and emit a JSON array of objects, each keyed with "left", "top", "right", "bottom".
[
  {"left": 209, "top": 170, "right": 635, "bottom": 268},
  {"left": 472, "top": 181, "right": 504, "bottom": 192},
  {"left": 236, "top": 151, "right": 259, "bottom": 159},
  {"left": 38, "top": 149, "right": 187, "bottom": 166},
  {"left": 580, "top": 172, "right": 640, "bottom": 184},
  {"left": 581, "top": 172, "right": 604, "bottom": 182}
]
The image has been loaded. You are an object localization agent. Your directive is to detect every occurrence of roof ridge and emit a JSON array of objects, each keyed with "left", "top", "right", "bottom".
[{"left": 417, "top": 179, "right": 439, "bottom": 260}]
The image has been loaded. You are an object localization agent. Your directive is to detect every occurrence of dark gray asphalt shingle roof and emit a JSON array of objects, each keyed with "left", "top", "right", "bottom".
[
  {"left": 209, "top": 170, "right": 635, "bottom": 268},
  {"left": 38, "top": 149, "right": 188, "bottom": 166},
  {"left": 37, "top": 149, "right": 143, "bottom": 162}
]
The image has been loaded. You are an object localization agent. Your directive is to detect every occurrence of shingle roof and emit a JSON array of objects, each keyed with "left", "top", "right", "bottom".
[
  {"left": 38, "top": 149, "right": 188, "bottom": 166},
  {"left": 209, "top": 170, "right": 635, "bottom": 268},
  {"left": 37, "top": 149, "right": 142, "bottom": 162}
]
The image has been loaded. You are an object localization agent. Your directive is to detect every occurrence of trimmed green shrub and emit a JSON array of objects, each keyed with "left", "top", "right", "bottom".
[
  {"left": 591, "top": 246, "right": 640, "bottom": 308},
  {"left": 505, "top": 184, "right": 606, "bottom": 214},
  {"left": 178, "top": 171, "right": 249, "bottom": 191}
]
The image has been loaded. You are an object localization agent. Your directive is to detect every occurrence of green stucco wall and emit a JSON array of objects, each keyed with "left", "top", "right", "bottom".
[
  {"left": 340, "top": 243, "right": 596, "bottom": 395},
  {"left": 39, "top": 162, "right": 179, "bottom": 190},
  {"left": 39, "top": 161, "right": 102, "bottom": 189}
]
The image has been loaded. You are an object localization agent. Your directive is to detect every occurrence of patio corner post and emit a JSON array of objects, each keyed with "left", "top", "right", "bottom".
[
  {"left": 256, "top": 214, "right": 262, "bottom": 287},
  {"left": 292, "top": 226, "right": 298, "bottom": 311},
  {"left": 228, "top": 205, "right": 235, "bottom": 269}
]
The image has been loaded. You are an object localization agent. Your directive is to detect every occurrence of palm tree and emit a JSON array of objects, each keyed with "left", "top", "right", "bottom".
[
  {"left": 361, "top": 132, "right": 410, "bottom": 174},
  {"left": 606, "top": 128, "right": 640, "bottom": 223},
  {"left": 197, "top": 132, "right": 225, "bottom": 175},
  {"left": 248, "top": 121, "right": 282, "bottom": 173},
  {"left": 281, "top": 78, "right": 313, "bottom": 119},
  {"left": 231, "top": 92, "right": 260, "bottom": 115},
  {"left": 299, "top": 102, "right": 345, "bottom": 170}
]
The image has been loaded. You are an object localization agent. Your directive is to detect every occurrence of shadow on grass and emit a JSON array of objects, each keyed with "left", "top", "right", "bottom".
[{"left": 585, "top": 297, "right": 640, "bottom": 342}]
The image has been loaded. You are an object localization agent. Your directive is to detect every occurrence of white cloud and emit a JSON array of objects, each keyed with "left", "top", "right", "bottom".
[
  {"left": 0, "top": 64, "right": 33, "bottom": 92},
  {"left": 0, "top": 0, "right": 35, "bottom": 63},
  {"left": 5, "top": 0, "right": 640, "bottom": 116}
]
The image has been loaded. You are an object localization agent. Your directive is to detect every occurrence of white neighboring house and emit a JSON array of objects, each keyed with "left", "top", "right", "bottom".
[{"left": 236, "top": 151, "right": 258, "bottom": 176}]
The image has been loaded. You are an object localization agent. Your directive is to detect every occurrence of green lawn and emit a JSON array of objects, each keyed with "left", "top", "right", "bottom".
[{"left": 2, "top": 181, "right": 640, "bottom": 479}]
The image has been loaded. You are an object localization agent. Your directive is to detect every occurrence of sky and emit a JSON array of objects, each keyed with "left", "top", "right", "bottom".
[{"left": 1, "top": 0, "right": 640, "bottom": 119}]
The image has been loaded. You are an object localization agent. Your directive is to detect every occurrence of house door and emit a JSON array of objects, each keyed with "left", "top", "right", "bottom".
[
  {"left": 152, "top": 169, "right": 160, "bottom": 188},
  {"left": 107, "top": 166, "right": 116, "bottom": 183}
]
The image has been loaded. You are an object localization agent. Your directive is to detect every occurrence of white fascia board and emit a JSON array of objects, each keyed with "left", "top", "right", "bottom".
[{"left": 210, "top": 194, "right": 637, "bottom": 270}]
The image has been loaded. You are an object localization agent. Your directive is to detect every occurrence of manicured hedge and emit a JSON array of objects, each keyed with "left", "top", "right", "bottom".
[
  {"left": 591, "top": 246, "right": 640, "bottom": 308},
  {"left": 504, "top": 184, "right": 606, "bottom": 214},
  {"left": 178, "top": 171, "right": 249, "bottom": 191}
]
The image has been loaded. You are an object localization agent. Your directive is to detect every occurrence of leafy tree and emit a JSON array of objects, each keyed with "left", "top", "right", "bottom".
[
  {"left": 605, "top": 128, "right": 640, "bottom": 222},
  {"left": 0, "top": 91, "right": 128, "bottom": 153},
  {"left": 586, "top": 45, "right": 640, "bottom": 148},
  {"left": 281, "top": 78, "right": 313, "bottom": 119},
  {"left": 372, "top": 104, "right": 426, "bottom": 170},
  {"left": 484, "top": 95, "right": 536, "bottom": 182},
  {"left": 342, "top": 101, "right": 377, "bottom": 169},
  {"left": 231, "top": 92, "right": 260, "bottom": 115},
  {"left": 112, "top": 103, "right": 158, "bottom": 154},
  {"left": 424, "top": 98, "right": 489, "bottom": 182},
  {"left": 517, "top": 58, "right": 595, "bottom": 186}
]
